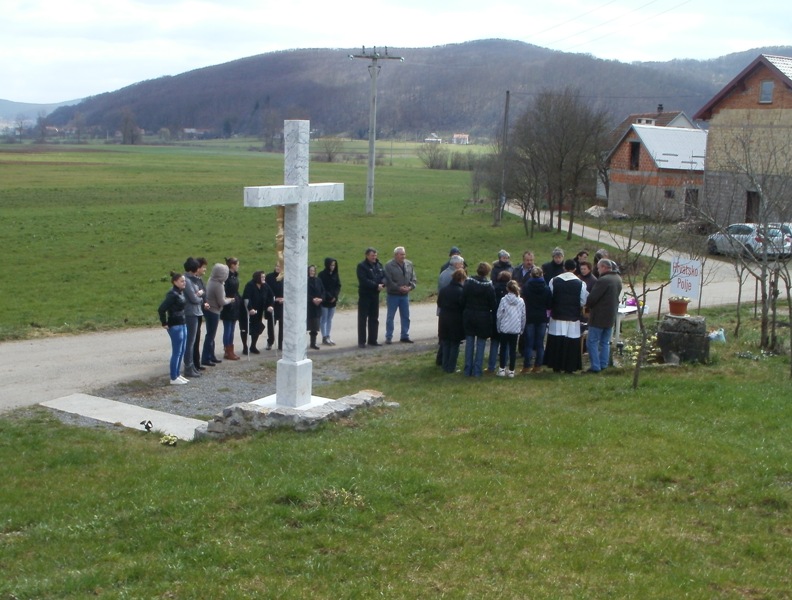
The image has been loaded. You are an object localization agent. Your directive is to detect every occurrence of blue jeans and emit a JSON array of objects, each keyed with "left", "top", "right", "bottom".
[
  {"left": 202, "top": 311, "right": 220, "bottom": 363},
  {"left": 222, "top": 319, "right": 236, "bottom": 346},
  {"left": 523, "top": 322, "right": 547, "bottom": 368},
  {"left": 320, "top": 306, "right": 336, "bottom": 338},
  {"left": 587, "top": 326, "right": 613, "bottom": 372},
  {"left": 487, "top": 336, "right": 500, "bottom": 371},
  {"left": 385, "top": 294, "right": 411, "bottom": 341},
  {"left": 167, "top": 324, "right": 187, "bottom": 380},
  {"left": 464, "top": 335, "right": 488, "bottom": 377}
]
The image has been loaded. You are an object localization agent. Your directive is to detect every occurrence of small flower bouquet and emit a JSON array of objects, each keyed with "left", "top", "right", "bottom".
[{"left": 668, "top": 295, "right": 691, "bottom": 303}]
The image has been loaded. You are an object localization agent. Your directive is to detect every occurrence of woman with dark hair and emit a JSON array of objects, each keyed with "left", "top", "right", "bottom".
[
  {"left": 190, "top": 257, "right": 209, "bottom": 370},
  {"left": 544, "top": 259, "right": 589, "bottom": 373},
  {"left": 318, "top": 257, "right": 341, "bottom": 346},
  {"left": 182, "top": 257, "right": 204, "bottom": 378},
  {"left": 307, "top": 264, "right": 325, "bottom": 350},
  {"left": 461, "top": 262, "right": 497, "bottom": 377},
  {"left": 158, "top": 271, "right": 188, "bottom": 385},
  {"left": 220, "top": 257, "right": 242, "bottom": 360},
  {"left": 241, "top": 271, "right": 274, "bottom": 355},
  {"left": 265, "top": 265, "right": 284, "bottom": 351}
]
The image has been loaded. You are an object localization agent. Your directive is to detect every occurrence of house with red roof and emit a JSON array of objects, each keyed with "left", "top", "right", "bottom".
[{"left": 693, "top": 54, "right": 792, "bottom": 225}]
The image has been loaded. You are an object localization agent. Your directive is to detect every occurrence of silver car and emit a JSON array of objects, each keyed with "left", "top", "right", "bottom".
[{"left": 707, "top": 223, "right": 791, "bottom": 258}]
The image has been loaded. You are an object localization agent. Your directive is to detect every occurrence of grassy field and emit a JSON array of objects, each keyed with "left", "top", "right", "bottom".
[
  {"left": 1, "top": 141, "right": 790, "bottom": 597},
  {"left": 1, "top": 306, "right": 790, "bottom": 598},
  {"left": 1, "top": 141, "right": 597, "bottom": 341}
]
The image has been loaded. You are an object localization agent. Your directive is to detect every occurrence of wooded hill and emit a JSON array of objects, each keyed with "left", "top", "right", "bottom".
[{"left": 47, "top": 39, "right": 792, "bottom": 142}]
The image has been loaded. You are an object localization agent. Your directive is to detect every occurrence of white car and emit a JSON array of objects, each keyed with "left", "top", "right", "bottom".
[{"left": 707, "top": 223, "right": 791, "bottom": 258}]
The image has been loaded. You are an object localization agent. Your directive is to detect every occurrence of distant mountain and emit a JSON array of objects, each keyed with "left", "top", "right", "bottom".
[
  {"left": 0, "top": 99, "right": 81, "bottom": 123},
  {"left": 45, "top": 39, "right": 792, "bottom": 141}
]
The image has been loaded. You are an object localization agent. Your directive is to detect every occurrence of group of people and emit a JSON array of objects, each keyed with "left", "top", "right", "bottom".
[
  {"left": 158, "top": 244, "right": 622, "bottom": 384},
  {"left": 157, "top": 257, "right": 339, "bottom": 385},
  {"left": 436, "top": 246, "right": 622, "bottom": 377}
]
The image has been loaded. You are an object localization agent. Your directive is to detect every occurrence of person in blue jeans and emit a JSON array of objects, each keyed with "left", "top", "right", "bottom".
[
  {"left": 584, "top": 259, "right": 623, "bottom": 373},
  {"left": 383, "top": 246, "right": 417, "bottom": 344},
  {"left": 158, "top": 271, "right": 189, "bottom": 385},
  {"left": 202, "top": 263, "right": 234, "bottom": 367},
  {"left": 521, "top": 266, "right": 552, "bottom": 373},
  {"left": 461, "top": 262, "right": 497, "bottom": 377}
]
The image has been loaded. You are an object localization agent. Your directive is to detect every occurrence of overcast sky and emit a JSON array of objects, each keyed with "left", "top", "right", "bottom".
[{"left": 3, "top": 0, "right": 790, "bottom": 103}]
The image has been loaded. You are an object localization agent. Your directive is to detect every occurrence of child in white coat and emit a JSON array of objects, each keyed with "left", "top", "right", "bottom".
[{"left": 496, "top": 280, "right": 526, "bottom": 377}]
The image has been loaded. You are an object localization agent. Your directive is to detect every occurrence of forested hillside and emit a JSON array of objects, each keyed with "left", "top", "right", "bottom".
[{"left": 45, "top": 39, "right": 792, "bottom": 142}]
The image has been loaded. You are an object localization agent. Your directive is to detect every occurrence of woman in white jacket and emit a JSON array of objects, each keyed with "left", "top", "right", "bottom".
[{"left": 496, "top": 280, "right": 526, "bottom": 377}]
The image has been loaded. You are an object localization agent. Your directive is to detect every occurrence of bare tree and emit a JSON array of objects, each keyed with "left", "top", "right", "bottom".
[
  {"left": 510, "top": 87, "right": 610, "bottom": 239},
  {"left": 317, "top": 137, "right": 344, "bottom": 163},
  {"left": 417, "top": 142, "right": 449, "bottom": 170},
  {"left": 606, "top": 180, "right": 689, "bottom": 389}
]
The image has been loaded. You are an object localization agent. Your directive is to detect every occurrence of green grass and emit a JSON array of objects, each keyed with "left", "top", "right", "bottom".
[
  {"left": 1, "top": 312, "right": 790, "bottom": 598},
  {"left": 0, "top": 142, "right": 592, "bottom": 340}
]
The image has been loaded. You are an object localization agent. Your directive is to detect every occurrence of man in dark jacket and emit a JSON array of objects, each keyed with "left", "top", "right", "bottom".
[
  {"left": 357, "top": 247, "right": 386, "bottom": 348},
  {"left": 584, "top": 259, "right": 623, "bottom": 373}
]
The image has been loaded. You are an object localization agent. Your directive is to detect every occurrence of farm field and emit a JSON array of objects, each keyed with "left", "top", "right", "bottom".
[{"left": 1, "top": 141, "right": 583, "bottom": 341}]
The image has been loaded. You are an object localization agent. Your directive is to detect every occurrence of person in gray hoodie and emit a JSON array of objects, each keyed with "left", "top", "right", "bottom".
[{"left": 201, "top": 263, "right": 234, "bottom": 366}]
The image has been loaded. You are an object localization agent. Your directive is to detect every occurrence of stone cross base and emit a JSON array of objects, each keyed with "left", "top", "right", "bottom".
[{"left": 197, "top": 390, "right": 393, "bottom": 438}]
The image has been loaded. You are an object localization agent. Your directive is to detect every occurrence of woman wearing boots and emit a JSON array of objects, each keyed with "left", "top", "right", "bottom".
[
  {"left": 158, "top": 271, "right": 188, "bottom": 385},
  {"left": 318, "top": 257, "right": 341, "bottom": 345},
  {"left": 307, "top": 264, "right": 325, "bottom": 350},
  {"left": 220, "top": 257, "right": 242, "bottom": 360},
  {"left": 241, "top": 271, "right": 274, "bottom": 355}
]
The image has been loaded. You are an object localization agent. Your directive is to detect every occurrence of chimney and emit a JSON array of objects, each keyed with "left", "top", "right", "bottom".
[{"left": 657, "top": 103, "right": 664, "bottom": 114}]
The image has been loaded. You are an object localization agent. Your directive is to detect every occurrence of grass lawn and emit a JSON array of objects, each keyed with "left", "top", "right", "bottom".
[
  {"left": 0, "top": 142, "right": 610, "bottom": 341},
  {"left": 1, "top": 306, "right": 790, "bottom": 598}
]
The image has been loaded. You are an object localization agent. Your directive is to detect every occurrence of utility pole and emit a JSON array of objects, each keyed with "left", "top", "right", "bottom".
[
  {"left": 496, "top": 90, "right": 511, "bottom": 226},
  {"left": 349, "top": 46, "right": 403, "bottom": 215}
]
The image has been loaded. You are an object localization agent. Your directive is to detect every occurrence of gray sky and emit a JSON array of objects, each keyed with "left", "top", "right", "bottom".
[{"left": 3, "top": 0, "right": 789, "bottom": 103}]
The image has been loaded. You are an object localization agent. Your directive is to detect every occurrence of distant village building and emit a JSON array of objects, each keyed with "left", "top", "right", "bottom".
[
  {"left": 424, "top": 133, "right": 442, "bottom": 143},
  {"left": 694, "top": 54, "right": 792, "bottom": 225},
  {"left": 452, "top": 133, "right": 470, "bottom": 145}
]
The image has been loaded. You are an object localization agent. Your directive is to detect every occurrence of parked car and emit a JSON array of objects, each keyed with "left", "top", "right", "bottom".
[{"left": 707, "top": 223, "right": 791, "bottom": 258}]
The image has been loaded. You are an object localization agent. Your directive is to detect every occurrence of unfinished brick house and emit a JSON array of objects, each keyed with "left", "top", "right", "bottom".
[
  {"left": 694, "top": 54, "right": 792, "bottom": 226},
  {"left": 606, "top": 123, "right": 707, "bottom": 218}
]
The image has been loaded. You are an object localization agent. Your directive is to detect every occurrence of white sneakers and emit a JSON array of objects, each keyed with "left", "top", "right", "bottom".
[
  {"left": 507, "top": 370, "right": 515, "bottom": 378},
  {"left": 170, "top": 376, "right": 189, "bottom": 385},
  {"left": 497, "top": 368, "right": 515, "bottom": 378}
]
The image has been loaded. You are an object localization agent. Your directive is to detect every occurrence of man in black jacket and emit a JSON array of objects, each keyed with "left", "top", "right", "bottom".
[{"left": 356, "top": 248, "right": 386, "bottom": 348}]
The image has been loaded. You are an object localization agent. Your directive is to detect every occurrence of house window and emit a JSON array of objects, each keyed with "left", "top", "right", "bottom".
[
  {"left": 664, "top": 189, "right": 675, "bottom": 199},
  {"left": 759, "top": 80, "right": 774, "bottom": 103},
  {"left": 745, "top": 191, "right": 760, "bottom": 222},
  {"left": 629, "top": 141, "right": 640, "bottom": 170}
]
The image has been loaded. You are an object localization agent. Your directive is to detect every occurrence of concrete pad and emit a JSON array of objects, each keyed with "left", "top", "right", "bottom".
[
  {"left": 250, "top": 394, "right": 335, "bottom": 410},
  {"left": 40, "top": 393, "right": 206, "bottom": 441}
]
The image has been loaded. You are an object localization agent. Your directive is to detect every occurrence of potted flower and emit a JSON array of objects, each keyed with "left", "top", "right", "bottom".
[{"left": 668, "top": 295, "right": 691, "bottom": 316}]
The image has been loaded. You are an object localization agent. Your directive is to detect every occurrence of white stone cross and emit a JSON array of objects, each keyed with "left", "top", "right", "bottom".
[{"left": 244, "top": 120, "right": 344, "bottom": 408}]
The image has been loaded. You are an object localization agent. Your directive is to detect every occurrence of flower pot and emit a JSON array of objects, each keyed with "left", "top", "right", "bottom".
[{"left": 668, "top": 300, "right": 690, "bottom": 316}]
